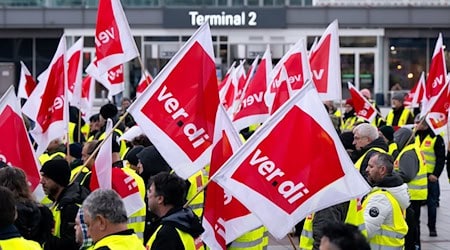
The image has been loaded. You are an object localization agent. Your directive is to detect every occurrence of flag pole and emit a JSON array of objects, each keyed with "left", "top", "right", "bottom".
[
  {"left": 287, "top": 234, "right": 298, "bottom": 250},
  {"left": 78, "top": 109, "right": 82, "bottom": 143},
  {"left": 70, "top": 112, "right": 128, "bottom": 185}
]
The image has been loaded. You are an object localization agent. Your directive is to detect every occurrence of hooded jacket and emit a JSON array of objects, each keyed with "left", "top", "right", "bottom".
[
  {"left": 393, "top": 127, "right": 419, "bottom": 183},
  {"left": 147, "top": 207, "right": 204, "bottom": 250},
  {"left": 364, "top": 173, "right": 410, "bottom": 240}
]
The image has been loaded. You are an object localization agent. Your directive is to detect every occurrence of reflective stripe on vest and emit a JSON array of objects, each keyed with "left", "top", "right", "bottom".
[
  {"left": 363, "top": 189, "right": 408, "bottom": 250},
  {"left": 355, "top": 147, "right": 387, "bottom": 171},
  {"left": 229, "top": 226, "right": 266, "bottom": 250},
  {"left": 394, "top": 141, "right": 428, "bottom": 200},
  {"left": 146, "top": 224, "right": 197, "bottom": 250},
  {"left": 416, "top": 135, "right": 436, "bottom": 173},
  {"left": 39, "top": 151, "right": 66, "bottom": 166},
  {"left": 386, "top": 109, "right": 411, "bottom": 126},
  {"left": 299, "top": 214, "right": 314, "bottom": 250}
]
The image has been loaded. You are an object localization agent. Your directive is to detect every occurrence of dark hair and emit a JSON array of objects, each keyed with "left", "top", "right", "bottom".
[
  {"left": 0, "top": 167, "right": 34, "bottom": 203},
  {"left": 321, "top": 222, "right": 370, "bottom": 250},
  {"left": 89, "top": 114, "right": 100, "bottom": 123},
  {"left": 0, "top": 186, "right": 16, "bottom": 227},
  {"left": 372, "top": 152, "right": 394, "bottom": 174},
  {"left": 149, "top": 172, "right": 187, "bottom": 208}
]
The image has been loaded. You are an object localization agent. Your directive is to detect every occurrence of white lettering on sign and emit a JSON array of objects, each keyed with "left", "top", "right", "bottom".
[
  {"left": 48, "top": 95, "right": 65, "bottom": 114},
  {"left": 214, "top": 218, "right": 226, "bottom": 239},
  {"left": 312, "top": 69, "right": 325, "bottom": 80},
  {"left": 272, "top": 74, "right": 302, "bottom": 88},
  {"left": 95, "top": 27, "right": 116, "bottom": 47},
  {"left": 108, "top": 65, "right": 123, "bottom": 82},
  {"left": 432, "top": 74, "right": 444, "bottom": 89},
  {"left": 189, "top": 11, "right": 257, "bottom": 27},
  {"left": 157, "top": 85, "right": 209, "bottom": 149},
  {"left": 242, "top": 91, "right": 264, "bottom": 108},
  {"left": 250, "top": 149, "right": 309, "bottom": 204}
]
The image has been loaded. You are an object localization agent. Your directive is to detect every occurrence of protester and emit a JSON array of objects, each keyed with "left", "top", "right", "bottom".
[
  {"left": 82, "top": 189, "right": 144, "bottom": 250},
  {"left": 0, "top": 166, "right": 53, "bottom": 245},
  {"left": 363, "top": 152, "right": 409, "bottom": 249},
  {"left": 0, "top": 186, "right": 42, "bottom": 249},
  {"left": 74, "top": 207, "right": 93, "bottom": 250},
  {"left": 341, "top": 99, "right": 358, "bottom": 132},
  {"left": 38, "top": 138, "right": 66, "bottom": 165},
  {"left": 379, "top": 125, "right": 399, "bottom": 158},
  {"left": 385, "top": 93, "right": 414, "bottom": 128},
  {"left": 40, "top": 159, "right": 89, "bottom": 250},
  {"left": 319, "top": 222, "right": 370, "bottom": 250},
  {"left": 146, "top": 172, "right": 204, "bottom": 249}
]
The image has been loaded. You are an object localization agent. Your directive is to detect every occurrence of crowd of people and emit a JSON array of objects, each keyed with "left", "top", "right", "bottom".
[{"left": 0, "top": 89, "right": 449, "bottom": 250}]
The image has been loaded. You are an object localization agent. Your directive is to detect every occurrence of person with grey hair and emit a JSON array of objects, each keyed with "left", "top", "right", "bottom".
[
  {"left": 82, "top": 189, "right": 144, "bottom": 250},
  {"left": 351, "top": 123, "right": 388, "bottom": 176},
  {"left": 363, "top": 152, "right": 410, "bottom": 249}
]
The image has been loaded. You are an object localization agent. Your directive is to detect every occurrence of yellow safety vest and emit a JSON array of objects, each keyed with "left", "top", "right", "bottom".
[
  {"left": 386, "top": 109, "right": 412, "bottom": 126},
  {"left": 394, "top": 141, "right": 428, "bottom": 201},
  {"left": 341, "top": 116, "right": 358, "bottom": 132},
  {"left": 388, "top": 142, "right": 398, "bottom": 156},
  {"left": 98, "top": 129, "right": 127, "bottom": 158},
  {"left": 362, "top": 189, "right": 408, "bottom": 250},
  {"left": 39, "top": 151, "right": 66, "bottom": 166},
  {"left": 70, "top": 165, "right": 90, "bottom": 183},
  {"left": 93, "top": 231, "right": 144, "bottom": 250},
  {"left": 416, "top": 135, "right": 436, "bottom": 173},
  {"left": 0, "top": 237, "right": 42, "bottom": 250},
  {"left": 344, "top": 198, "right": 367, "bottom": 238},
  {"left": 299, "top": 214, "right": 314, "bottom": 250},
  {"left": 228, "top": 226, "right": 266, "bottom": 250},
  {"left": 122, "top": 168, "right": 146, "bottom": 242},
  {"left": 146, "top": 224, "right": 197, "bottom": 250},
  {"left": 355, "top": 147, "right": 387, "bottom": 171},
  {"left": 186, "top": 170, "right": 205, "bottom": 218}
]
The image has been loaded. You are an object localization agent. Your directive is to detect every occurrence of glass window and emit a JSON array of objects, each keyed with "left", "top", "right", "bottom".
[
  {"left": 36, "top": 38, "right": 60, "bottom": 76},
  {"left": 341, "top": 54, "right": 355, "bottom": 99},
  {"left": 340, "top": 37, "right": 377, "bottom": 47}
]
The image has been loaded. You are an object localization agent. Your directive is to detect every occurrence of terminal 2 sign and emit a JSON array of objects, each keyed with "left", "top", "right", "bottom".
[{"left": 163, "top": 8, "right": 286, "bottom": 28}]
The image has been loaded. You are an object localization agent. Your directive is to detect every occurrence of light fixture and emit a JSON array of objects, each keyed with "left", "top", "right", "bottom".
[{"left": 407, "top": 73, "right": 414, "bottom": 79}]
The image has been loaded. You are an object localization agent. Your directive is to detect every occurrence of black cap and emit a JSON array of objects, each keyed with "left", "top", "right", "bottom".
[
  {"left": 40, "top": 159, "right": 71, "bottom": 187},
  {"left": 100, "top": 103, "right": 118, "bottom": 120}
]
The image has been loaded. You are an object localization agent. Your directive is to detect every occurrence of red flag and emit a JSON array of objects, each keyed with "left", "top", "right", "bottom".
[
  {"left": 214, "top": 83, "right": 370, "bottom": 239},
  {"left": 86, "top": 60, "right": 124, "bottom": 97},
  {"left": 203, "top": 105, "right": 262, "bottom": 249},
  {"left": 404, "top": 71, "right": 425, "bottom": 108},
  {"left": 136, "top": 70, "right": 153, "bottom": 98},
  {"left": 347, "top": 82, "right": 377, "bottom": 122},
  {"left": 218, "top": 61, "right": 236, "bottom": 95},
  {"left": 0, "top": 86, "right": 44, "bottom": 201},
  {"left": 78, "top": 76, "right": 96, "bottom": 122},
  {"left": 67, "top": 37, "right": 84, "bottom": 106},
  {"left": 17, "top": 61, "right": 37, "bottom": 99},
  {"left": 128, "top": 23, "right": 219, "bottom": 179},
  {"left": 309, "top": 20, "right": 342, "bottom": 101},
  {"left": 270, "top": 66, "right": 293, "bottom": 115},
  {"left": 22, "top": 36, "right": 68, "bottom": 156},
  {"left": 95, "top": 0, "right": 139, "bottom": 74},
  {"left": 233, "top": 47, "right": 272, "bottom": 131},
  {"left": 425, "top": 81, "right": 450, "bottom": 135},
  {"left": 90, "top": 119, "right": 113, "bottom": 190},
  {"left": 425, "top": 33, "right": 447, "bottom": 108},
  {"left": 221, "top": 67, "right": 237, "bottom": 113}
]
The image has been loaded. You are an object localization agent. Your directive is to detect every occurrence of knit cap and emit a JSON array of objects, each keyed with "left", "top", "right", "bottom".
[{"left": 40, "top": 159, "right": 71, "bottom": 187}]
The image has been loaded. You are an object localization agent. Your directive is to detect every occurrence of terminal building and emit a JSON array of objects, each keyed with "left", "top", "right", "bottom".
[{"left": 1, "top": 0, "right": 450, "bottom": 105}]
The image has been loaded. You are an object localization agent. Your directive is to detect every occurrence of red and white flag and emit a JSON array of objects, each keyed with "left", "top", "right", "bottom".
[
  {"left": 128, "top": 23, "right": 219, "bottom": 179},
  {"left": 202, "top": 105, "right": 262, "bottom": 249},
  {"left": 265, "top": 38, "right": 311, "bottom": 110},
  {"left": 90, "top": 118, "right": 113, "bottom": 190},
  {"left": 348, "top": 82, "right": 377, "bottom": 122},
  {"left": 78, "top": 76, "right": 96, "bottom": 122},
  {"left": 425, "top": 33, "right": 447, "bottom": 110},
  {"left": 95, "top": 0, "right": 139, "bottom": 75},
  {"left": 425, "top": 80, "right": 450, "bottom": 136},
  {"left": 214, "top": 83, "right": 371, "bottom": 239},
  {"left": 22, "top": 36, "right": 68, "bottom": 157},
  {"left": 136, "top": 70, "right": 153, "bottom": 98},
  {"left": 0, "top": 86, "right": 44, "bottom": 201},
  {"left": 270, "top": 66, "right": 293, "bottom": 115},
  {"left": 404, "top": 71, "right": 425, "bottom": 109},
  {"left": 17, "top": 61, "right": 37, "bottom": 99},
  {"left": 86, "top": 60, "right": 124, "bottom": 97},
  {"left": 233, "top": 47, "right": 271, "bottom": 131},
  {"left": 67, "top": 37, "right": 84, "bottom": 105},
  {"left": 309, "top": 20, "right": 342, "bottom": 101},
  {"left": 218, "top": 61, "right": 236, "bottom": 95}
]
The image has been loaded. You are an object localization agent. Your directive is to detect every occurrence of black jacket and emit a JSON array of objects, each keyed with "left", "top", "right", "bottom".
[
  {"left": 351, "top": 137, "right": 389, "bottom": 176},
  {"left": 15, "top": 200, "right": 53, "bottom": 245},
  {"left": 147, "top": 207, "right": 204, "bottom": 250}
]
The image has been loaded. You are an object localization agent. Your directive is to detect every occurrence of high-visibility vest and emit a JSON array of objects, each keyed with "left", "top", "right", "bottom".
[
  {"left": 98, "top": 129, "right": 127, "bottom": 158},
  {"left": 93, "top": 231, "right": 144, "bottom": 250},
  {"left": 228, "top": 226, "right": 266, "bottom": 250},
  {"left": 70, "top": 165, "right": 90, "bottom": 184},
  {"left": 186, "top": 170, "right": 205, "bottom": 218},
  {"left": 386, "top": 109, "right": 412, "bottom": 126},
  {"left": 344, "top": 198, "right": 367, "bottom": 238},
  {"left": 0, "top": 237, "right": 42, "bottom": 250},
  {"left": 146, "top": 224, "right": 197, "bottom": 250},
  {"left": 68, "top": 122, "right": 89, "bottom": 144},
  {"left": 341, "top": 116, "right": 358, "bottom": 132},
  {"left": 354, "top": 147, "right": 387, "bottom": 171},
  {"left": 299, "top": 214, "right": 314, "bottom": 250},
  {"left": 388, "top": 142, "right": 398, "bottom": 156},
  {"left": 416, "top": 135, "right": 437, "bottom": 173},
  {"left": 122, "top": 168, "right": 146, "bottom": 242},
  {"left": 38, "top": 151, "right": 66, "bottom": 166},
  {"left": 362, "top": 189, "right": 408, "bottom": 250},
  {"left": 394, "top": 141, "right": 428, "bottom": 201}
]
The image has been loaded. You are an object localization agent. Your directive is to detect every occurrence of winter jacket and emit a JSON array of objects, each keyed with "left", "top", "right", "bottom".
[
  {"left": 351, "top": 137, "right": 389, "bottom": 176},
  {"left": 15, "top": 200, "right": 53, "bottom": 245},
  {"left": 394, "top": 127, "right": 419, "bottom": 183}
]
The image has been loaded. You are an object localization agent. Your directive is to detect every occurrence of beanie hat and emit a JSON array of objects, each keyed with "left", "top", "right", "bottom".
[
  {"left": 137, "top": 146, "right": 171, "bottom": 178},
  {"left": 125, "top": 146, "right": 145, "bottom": 166},
  {"left": 345, "top": 99, "right": 354, "bottom": 107},
  {"left": 40, "top": 159, "right": 71, "bottom": 187},
  {"left": 392, "top": 93, "right": 405, "bottom": 103},
  {"left": 360, "top": 88, "right": 371, "bottom": 99},
  {"left": 379, "top": 125, "right": 395, "bottom": 141},
  {"left": 69, "top": 143, "right": 82, "bottom": 159},
  {"left": 100, "top": 103, "right": 118, "bottom": 120}
]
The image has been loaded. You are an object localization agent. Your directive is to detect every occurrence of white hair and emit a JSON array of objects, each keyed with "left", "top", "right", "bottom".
[{"left": 353, "top": 123, "right": 379, "bottom": 141}]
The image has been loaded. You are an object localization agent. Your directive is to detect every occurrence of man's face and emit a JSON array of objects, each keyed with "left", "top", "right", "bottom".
[
  {"left": 147, "top": 183, "right": 161, "bottom": 216},
  {"left": 83, "top": 208, "right": 101, "bottom": 243},
  {"left": 81, "top": 145, "right": 94, "bottom": 168},
  {"left": 353, "top": 132, "right": 370, "bottom": 150},
  {"left": 391, "top": 99, "right": 402, "bottom": 109},
  {"left": 74, "top": 213, "right": 83, "bottom": 244},
  {"left": 39, "top": 174, "right": 60, "bottom": 200},
  {"left": 366, "top": 155, "right": 383, "bottom": 184},
  {"left": 344, "top": 104, "right": 353, "bottom": 113}
]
